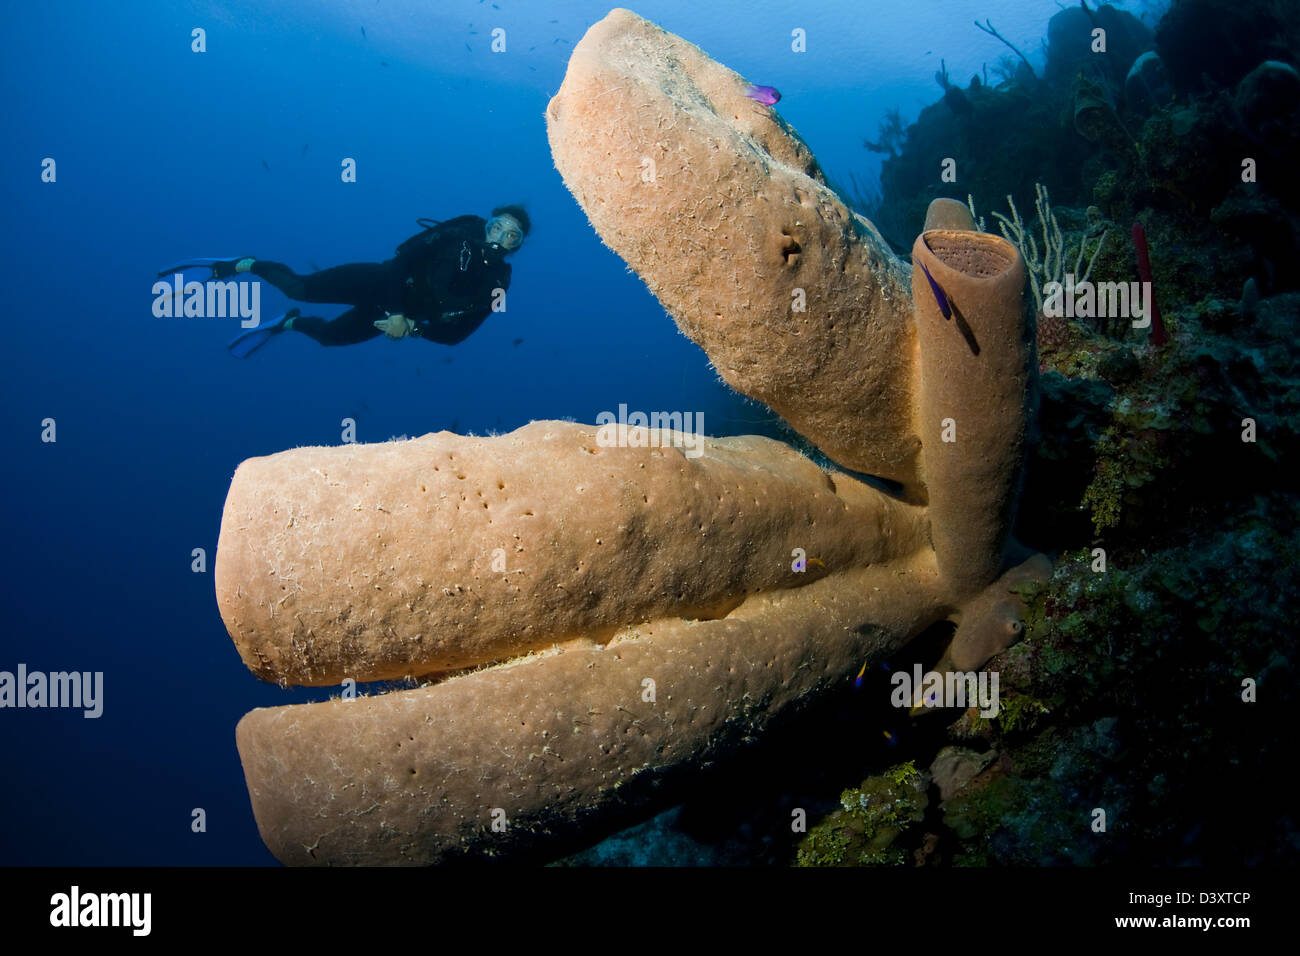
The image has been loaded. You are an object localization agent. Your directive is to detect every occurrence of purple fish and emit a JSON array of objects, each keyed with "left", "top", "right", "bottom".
[
  {"left": 745, "top": 83, "right": 781, "bottom": 106},
  {"left": 919, "top": 260, "right": 952, "bottom": 320}
]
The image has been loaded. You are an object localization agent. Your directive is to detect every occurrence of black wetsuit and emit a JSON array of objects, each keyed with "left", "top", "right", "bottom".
[{"left": 250, "top": 215, "right": 512, "bottom": 346}]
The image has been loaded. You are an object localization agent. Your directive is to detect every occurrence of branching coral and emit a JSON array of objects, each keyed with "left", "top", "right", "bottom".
[
  {"left": 973, "top": 18, "right": 1036, "bottom": 80},
  {"left": 864, "top": 107, "right": 907, "bottom": 156},
  {"left": 982, "top": 183, "right": 1108, "bottom": 315}
]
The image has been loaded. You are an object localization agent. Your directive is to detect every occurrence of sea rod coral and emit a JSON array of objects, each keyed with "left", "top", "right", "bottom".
[{"left": 216, "top": 8, "right": 1050, "bottom": 865}]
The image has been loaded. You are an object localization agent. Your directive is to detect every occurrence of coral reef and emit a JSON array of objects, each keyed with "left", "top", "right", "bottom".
[
  {"left": 984, "top": 184, "right": 1108, "bottom": 316},
  {"left": 217, "top": 8, "right": 1050, "bottom": 865},
  {"left": 1045, "top": 4, "right": 1153, "bottom": 90},
  {"left": 815, "top": 0, "right": 1300, "bottom": 866},
  {"left": 795, "top": 761, "right": 929, "bottom": 866},
  {"left": 934, "top": 515, "right": 1300, "bottom": 866}
]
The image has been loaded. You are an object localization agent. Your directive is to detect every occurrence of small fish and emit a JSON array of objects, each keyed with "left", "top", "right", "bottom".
[
  {"left": 882, "top": 730, "right": 897, "bottom": 746},
  {"left": 261, "top": 159, "right": 270, "bottom": 171},
  {"left": 380, "top": 60, "right": 388, "bottom": 67},
  {"left": 301, "top": 143, "right": 309, "bottom": 154},
  {"left": 745, "top": 84, "right": 781, "bottom": 106},
  {"left": 308, "top": 260, "right": 321, "bottom": 271},
  {"left": 361, "top": 25, "right": 366, "bottom": 38},
  {"left": 919, "top": 260, "right": 952, "bottom": 319},
  {"left": 512, "top": 337, "right": 524, "bottom": 346},
  {"left": 465, "top": 42, "right": 472, "bottom": 52},
  {"left": 854, "top": 662, "right": 868, "bottom": 689}
]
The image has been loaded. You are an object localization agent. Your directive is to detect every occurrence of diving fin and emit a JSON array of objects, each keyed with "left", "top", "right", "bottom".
[
  {"left": 227, "top": 309, "right": 298, "bottom": 359},
  {"left": 156, "top": 257, "right": 253, "bottom": 279}
]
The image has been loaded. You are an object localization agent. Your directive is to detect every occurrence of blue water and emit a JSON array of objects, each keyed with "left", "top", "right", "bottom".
[{"left": 0, "top": 0, "right": 1167, "bottom": 865}]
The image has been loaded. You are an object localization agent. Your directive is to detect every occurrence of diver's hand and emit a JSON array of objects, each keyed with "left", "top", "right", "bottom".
[{"left": 373, "top": 312, "right": 416, "bottom": 339}]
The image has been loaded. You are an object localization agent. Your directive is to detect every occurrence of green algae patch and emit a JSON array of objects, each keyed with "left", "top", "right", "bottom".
[{"left": 796, "top": 762, "right": 928, "bottom": 866}]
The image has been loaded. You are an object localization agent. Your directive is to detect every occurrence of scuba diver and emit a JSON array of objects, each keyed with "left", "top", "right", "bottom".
[{"left": 159, "top": 206, "right": 529, "bottom": 357}]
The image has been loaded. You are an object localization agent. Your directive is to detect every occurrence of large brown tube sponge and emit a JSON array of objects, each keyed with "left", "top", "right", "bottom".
[
  {"left": 545, "top": 8, "right": 921, "bottom": 488},
  {"left": 236, "top": 558, "right": 948, "bottom": 866},
  {"left": 215, "top": 422, "right": 929, "bottom": 686},
  {"left": 912, "top": 230, "right": 1033, "bottom": 597},
  {"left": 219, "top": 7, "right": 1049, "bottom": 865}
]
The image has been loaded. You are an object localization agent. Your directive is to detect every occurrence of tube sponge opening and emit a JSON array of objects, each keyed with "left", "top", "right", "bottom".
[{"left": 923, "top": 230, "right": 1019, "bottom": 279}]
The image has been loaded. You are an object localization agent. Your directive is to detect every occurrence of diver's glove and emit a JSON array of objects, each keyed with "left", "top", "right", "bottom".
[{"left": 373, "top": 312, "right": 417, "bottom": 339}]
